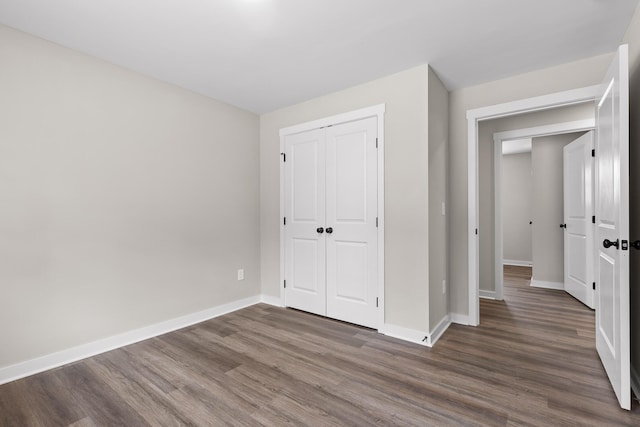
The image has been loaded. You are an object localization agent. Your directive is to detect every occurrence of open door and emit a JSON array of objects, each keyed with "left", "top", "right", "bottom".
[
  {"left": 563, "top": 131, "right": 595, "bottom": 309},
  {"left": 594, "top": 45, "right": 630, "bottom": 410}
]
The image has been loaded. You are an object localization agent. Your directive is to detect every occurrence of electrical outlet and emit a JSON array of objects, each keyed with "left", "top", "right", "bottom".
[
  {"left": 237, "top": 269, "right": 244, "bottom": 281},
  {"left": 442, "top": 279, "right": 446, "bottom": 294}
]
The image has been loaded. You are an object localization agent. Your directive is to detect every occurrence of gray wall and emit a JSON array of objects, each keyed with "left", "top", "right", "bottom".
[
  {"left": 0, "top": 25, "right": 260, "bottom": 369},
  {"left": 531, "top": 132, "right": 586, "bottom": 284},
  {"left": 260, "top": 65, "right": 434, "bottom": 333},
  {"left": 623, "top": 2, "right": 640, "bottom": 381},
  {"left": 448, "top": 53, "right": 613, "bottom": 316},
  {"left": 428, "top": 67, "right": 449, "bottom": 332},
  {"left": 478, "top": 105, "right": 594, "bottom": 293},
  {"left": 502, "top": 152, "right": 532, "bottom": 264}
]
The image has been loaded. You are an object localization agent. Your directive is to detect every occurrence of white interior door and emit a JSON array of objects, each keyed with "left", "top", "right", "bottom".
[
  {"left": 325, "top": 117, "right": 378, "bottom": 328},
  {"left": 563, "top": 131, "right": 594, "bottom": 309},
  {"left": 594, "top": 45, "right": 630, "bottom": 410},
  {"left": 283, "top": 129, "right": 326, "bottom": 316}
]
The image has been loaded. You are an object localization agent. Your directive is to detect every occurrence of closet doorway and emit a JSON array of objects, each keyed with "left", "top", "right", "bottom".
[{"left": 279, "top": 106, "right": 385, "bottom": 329}]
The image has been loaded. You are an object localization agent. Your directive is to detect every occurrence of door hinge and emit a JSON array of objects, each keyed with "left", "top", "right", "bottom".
[
  {"left": 376, "top": 297, "right": 379, "bottom": 307},
  {"left": 376, "top": 217, "right": 378, "bottom": 228},
  {"left": 592, "top": 149, "right": 595, "bottom": 157},
  {"left": 281, "top": 152, "right": 286, "bottom": 162},
  {"left": 284, "top": 280, "right": 286, "bottom": 288},
  {"left": 475, "top": 228, "right": 478, "bottom": 235},
  {"left": 376, "top": 137, "right": 378, "bottom": 149},
  {"left": 283, "top": 217, "right": 286, "bottom": 225},
  {"left": 592, "top": 215, "right": 596, "bottom": 224},
  {"left": 593, "top": 282, "right": 596, "bottom": 290}
]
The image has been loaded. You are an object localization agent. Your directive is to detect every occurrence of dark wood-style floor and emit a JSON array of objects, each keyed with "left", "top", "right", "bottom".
[{"left": 1, "top": 266, "right": 639, "bottom": 426}]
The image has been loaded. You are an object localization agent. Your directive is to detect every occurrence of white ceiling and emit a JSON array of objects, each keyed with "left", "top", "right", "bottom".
[{"left": 0, "top": 0, "right": 637, "bottom": 113}]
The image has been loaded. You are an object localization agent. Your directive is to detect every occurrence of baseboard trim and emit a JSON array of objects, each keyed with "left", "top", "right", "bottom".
[
  {"left": 479, "top": 290, "right": 497, "bottom": 300},
  {"left": 382, "top": 323, "right": 429, "bottom": 347},
  {"left": 260, "top": 294, "right": 284, "bottom": 307},
  {"left": 530, "top": 280, "right": 564, "bottom": 290},
  {"left": 503, "top": 259, "right": 533, "bottom": 267},
  {"left": 428, "top": 315, "right": 451, "bottom": 346},
  {"left": 0, "top": 295, "right": 261, "bottom": 386},
  {"left": 450, "top": 313, "right": 470, "bottom": 326},
  {"left": 631, "top": 364, "right": 640, "bottom": 401}
]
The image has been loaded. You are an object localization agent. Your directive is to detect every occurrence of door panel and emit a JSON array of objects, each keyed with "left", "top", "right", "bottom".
[
  {"left": 563, "top": 131, "right": 594, "bottom": 308},
  {"left": 595, "top": 44, "right": 630, "bottom": 410},
  {"left": 325, "top": 117, "right": 378, "bottom": 328},
  {"left": 284, "top": 129, "right": 326, "bottom": 316},
  {"left": 292, "top": 140, "right": 321, "bottom": 222},
  {"left": 292, "top": 238, "right": 320, "bottom": 293},
  {"left": 334, "top": 241, "right": 368, "bottom": 302}
]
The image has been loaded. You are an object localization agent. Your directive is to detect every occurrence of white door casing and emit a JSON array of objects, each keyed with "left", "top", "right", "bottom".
[
  {"left": 282, "top": 113, "right": 380, "bottom": 330},
  {"left": 492, "top": 120, "right": 595, "bottom": 302},
  {"left": 325, "top": 117, "right": 379, "bottom": 328},
  {"left": 467, "top": 85, "right": 600, "bottom": 326},
  {"left": 563, "top": 131, "right": 595, "bottom": 309},
  {"left": 594, "top": 45, "right": 630, "bottom": 410},
  {"left": 283, "top": 129, "right": 326, "bottom": 316}
]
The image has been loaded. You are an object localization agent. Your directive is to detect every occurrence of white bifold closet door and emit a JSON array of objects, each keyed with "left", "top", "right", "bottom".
[{"left": 283, "top": 117, "right": 378, "bottom": 329}]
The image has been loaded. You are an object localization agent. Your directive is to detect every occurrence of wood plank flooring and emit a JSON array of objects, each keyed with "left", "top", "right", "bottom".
[{"left": 1, "top": 266, "right": 639, "bottom": 426}]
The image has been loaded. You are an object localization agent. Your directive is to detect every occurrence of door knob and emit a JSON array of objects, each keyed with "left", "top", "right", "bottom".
[
  {"left": 603, "top": 238, "right": 619, "bottom": 249},
  {"left": 316, "top": 227, "right": 324, "bottom": 234},
  {"left": 631, "top": 240, "right": 640, "bottom": 250},
  {"left": 326, "top": 227, "right": 333, "bottom": 234},
  {"left": 560, "top": 224, "right": 567, "bottom": 228}
]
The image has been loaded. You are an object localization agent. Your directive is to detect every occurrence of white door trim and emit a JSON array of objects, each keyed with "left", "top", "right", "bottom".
[
  {"left": 493, "top": 119, "right": 595, "bottom": 301},
  {"left": 467, "top": 85, "right": 599, "bottom": 326},
  {"left": 279, "top": 104, "right": 386, "bottom": 330}
]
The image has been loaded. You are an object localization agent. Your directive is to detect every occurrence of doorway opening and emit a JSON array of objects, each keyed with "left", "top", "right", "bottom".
[
  {"left": 465, "top": 85, "right": 600, "bottom": 326},
  {"left": 493, "top": 121, "right": 594, "bottom": 304}
]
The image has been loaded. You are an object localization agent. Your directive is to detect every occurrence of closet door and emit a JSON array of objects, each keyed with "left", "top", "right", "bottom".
[
  {"left": 325, "top": 117, "right": 378, "bottom": 328},
  {"left": 283, "top": 129, "right": 326, "bottom": 316}
]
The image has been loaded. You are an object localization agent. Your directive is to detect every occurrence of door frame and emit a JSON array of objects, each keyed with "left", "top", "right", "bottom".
[
  {"left": 466, "top": 85, "right": 600, "bottom": 326},
  {"left": 279, "top": 104, "right": 386, "bottom": 329},
  {"left": 492, "top": 119, "right": 595, "bottom": 301}
]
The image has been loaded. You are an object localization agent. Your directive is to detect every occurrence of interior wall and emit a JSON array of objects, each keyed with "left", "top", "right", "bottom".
[
  {"left": 428, "top": 67, "right": 449, "bottom": 331},
  {"left": 478, "top": 104, "right": 594, "bottom": 293},
  {"left": 622, "top": 1, "right": 640, "bottom": 381},
  {"left": 448, "top": 53, "right": 613, "bottom": 317},
  {"left": 0, "top": 25, "right": 260, "bottom": 369},
  {"left": 531, "top": 132, "right": 587, "bottom": 285},
  {"left": 260, "top": 65, "right": 431, "bottom": 333},
  {"left": 502, "top": 152, "right": 532, "bottom": 265}
]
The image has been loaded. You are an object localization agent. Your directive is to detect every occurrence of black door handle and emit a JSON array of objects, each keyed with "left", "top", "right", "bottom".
[
  {"left": 326, "top": 227, "right": 333, "bottom": 234},
  {"left": 631, "top": 240, "right": 640, "bottom": 250},
  {"left": 603, "top": 238, "right": 619, "bottom": 249},
  {"left": 560, "top": 224, "right": 566, "bottom": 228},
  {"left": 316, "top": 227, "right": 324, "bottom": 234}
]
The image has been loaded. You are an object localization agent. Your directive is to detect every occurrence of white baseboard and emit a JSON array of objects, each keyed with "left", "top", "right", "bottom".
[
  {"left": 530, "top": 280, "right": 564, "bottom": 290},
  {"left": 631, "top": 364, "right": 640, "bottom": 401},
  {"left": 428, "top": 315, "right": 451, "bottom": 346},
  {"left": 479, "top": 290, "right": 497, "bottom": 300},
  {"left": 382, "top": 323, "right": 429, "bottom": 347},
  {"left": 503, "top": 259, "right": 533, "bottom": 267},
  {"left": 450, "top": 313, "right": 470, "bottom": 326},
  {"left": 260, "top": 294, "right": 284, "bottom": 307},
  {"left": 0, "top": 295, "right": 261, "bottom": 386}
]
